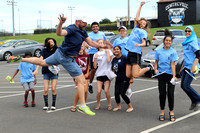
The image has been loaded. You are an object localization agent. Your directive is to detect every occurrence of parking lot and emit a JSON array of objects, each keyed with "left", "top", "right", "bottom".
[{"left": 0, "top": 46, "right": 200, "bottom": 133}]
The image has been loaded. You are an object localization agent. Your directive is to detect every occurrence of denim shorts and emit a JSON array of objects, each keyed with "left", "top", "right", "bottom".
[
  {"left": 22, "top": 82, "right": 34, "bottom": 90},
  {"left": 45, "top": 49, "right": 82, "bottom": 77},
  {"left": 43, "top": 73, "right": 58, "bottom": 80}
]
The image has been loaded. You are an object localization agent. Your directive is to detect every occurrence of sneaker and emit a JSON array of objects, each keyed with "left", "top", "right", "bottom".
[
  {"left": 7, "top": 56, "right": 22, "bottom": 63},
  {"left": 31, "top": 101, "right": 36, "bottom": 107},
  {"left": 189, "top": 103, "right": 196, "bottom": 111},
  {"left": 193, "top": 103, "right": 200, "bottom": 111},
  {"left": 23, "top": 101, "right": 28, "bottom": 107},
  {"left": 51, "top": 106, "right": 56, "bottom": 110},
  {"left": 88, "top": 85, "right": 93, "bottom": 94},
  {"left": 148, "top": 63, "right": 154, "bottom": 71},
  {"left": 43, "top": 106, "right": 49, "bottom": 110},
  {"left": 78, "top": 106, "right": 96, "bottom": 116}
]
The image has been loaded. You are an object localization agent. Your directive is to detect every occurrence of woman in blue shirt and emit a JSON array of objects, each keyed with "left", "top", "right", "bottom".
[
  {"left": 125, "top": 1, "right": 153, "bottom": 80},
  {"left": 154, "top": 29, "right": 178, "bottom": 122},
  {"left": 180, "top": 25, "right": 200, "bottom": 111}
]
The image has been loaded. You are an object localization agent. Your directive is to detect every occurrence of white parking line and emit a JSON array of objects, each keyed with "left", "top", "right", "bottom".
[
  {"left": 47, "top": 86, "right": 158, "bottom": 113},
  {"left": 141, "top": 110, "right": 200, "bottom": 133}
]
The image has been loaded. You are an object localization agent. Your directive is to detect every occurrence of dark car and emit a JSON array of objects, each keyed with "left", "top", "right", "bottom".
[
  {"left": 0, "top": 39, "right": 44, "bottom": 61},
  {"left": 108, "top": 34, "right": 150, "bottom": 46},
  {"left": 141, "top": 39, "right": 200, "bottom": 77}
]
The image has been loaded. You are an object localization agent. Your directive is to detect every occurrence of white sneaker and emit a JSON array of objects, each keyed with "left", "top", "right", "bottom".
[
  {"left": 43, "top": 106, "right": 49, "bottom": 110},
  {"left": 126, "top": 91, "right": 132, "bottom": 98},
  {"left": 51, "top": 106, "right": 56, "bottom": 110}
]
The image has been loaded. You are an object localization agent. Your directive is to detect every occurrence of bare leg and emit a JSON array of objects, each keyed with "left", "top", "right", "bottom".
[
  {"left": 30, "top": 88, "right": 35, "bottom": 101},
  {"left": 132, "top": 64, "right": 148, "bottom": 78},
  {"left": 104, "top": 80, "right": 112, "bottom": 109},
  {"left": 89, "top": 69, "right": 96, "bottom": 84},
  {"left": 73, "top": 74, "right": 86, "bottom": 106},
  {"left": 126, "top": 65, "right": 132, "bottom": 78},
  {"left": 96, "top": 81, "right": 103, "bottom": 109},
  {"left": 22, "top": 57, "right": 49, "bottom": 66},
  {"left": 24, "top": 90, "right": 29, "bottom": 101}
]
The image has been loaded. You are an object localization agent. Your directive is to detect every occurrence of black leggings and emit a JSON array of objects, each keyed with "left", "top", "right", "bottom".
[
  {"left": 115, "top": 79, "right": 130, "bottom": 104},
  {"left": 158, "top": 73, "right": 175, "bottom": 111}
]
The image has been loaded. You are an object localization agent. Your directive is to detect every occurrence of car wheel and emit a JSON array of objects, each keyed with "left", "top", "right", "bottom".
[
  {"left": 34, "top": 49, "right": 41, "bottom": 57},
  {"left": 3, "top": 52, "right": 12, "bottom": 61},
  {"left": 146, "top": 41, "right": 150, "bottom": 46}
]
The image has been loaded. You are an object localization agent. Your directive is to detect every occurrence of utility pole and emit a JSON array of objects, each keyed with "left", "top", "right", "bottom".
[
  {"left": 7, "top": 0, "right": 16, "bottom": 36},
  {"left": 68, "top": 6, "right": 75, "bottom": 24},
  {"left": 128, "top": 0, "right": 130, "bottom": 29},
  {"left": 39, "top": 10, "right": 42, "bottom": 29}
]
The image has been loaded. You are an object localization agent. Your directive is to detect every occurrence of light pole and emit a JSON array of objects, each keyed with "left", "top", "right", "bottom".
[
  {"left": 152, "top": 6, "right": 157, "bottom": 18},
  {"left": 18, "top": 8, "right": 20, "bottom": 34},
  {"left": 68, "top": 6, "right": 75, "bottom": 24},
  {"left": 7, "top": 0, "right": 16, "bottom": 36},
  {"left": 128, "top": 0, "right": 130, "bottom": 29},
  {"left": 39, "top": 10, "right": 41, "bottom": 29}
]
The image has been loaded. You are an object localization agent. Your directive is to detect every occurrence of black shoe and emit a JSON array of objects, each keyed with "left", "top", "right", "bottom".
[
  {"left": 189, "top": 103, "right": 196, "bottom": 111},
  {"left": 148, "top": 63, "right": 154, "bottom": 71},
  {"left": 194, "top": 103, "right": 200, "bottom": 111},
  {"left": 88, "top": 85, "right": 93, "bottom": 94}
]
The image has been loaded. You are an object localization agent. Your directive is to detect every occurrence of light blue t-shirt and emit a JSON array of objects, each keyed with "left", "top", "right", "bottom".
[
  {"left": 18, "top": 62, "right": 36, "bottom": 84},
  {"left": 125, "top": 25, "right": 147, "bottom": 54},
  {"left": 113, "top": 36, "right": 129, "bottom": 57},
  {"left": 182, "top": 40, "right": 200, "bottom": 70},
  {"left": 88, "top": 31, "right": 106, "bottom": 54},
  {"left": 154, "top": 47, "right": 178, "bottom": 75}
]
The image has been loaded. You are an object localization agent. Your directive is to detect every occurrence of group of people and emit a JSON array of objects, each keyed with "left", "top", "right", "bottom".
[{"left": 8, "top": 1, "right": 200, "bottom": 121}]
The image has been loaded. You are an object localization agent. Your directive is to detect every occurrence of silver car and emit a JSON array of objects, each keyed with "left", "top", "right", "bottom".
[
  {"left": 152, "top": 29, "right": 186, "bottom": 47},
  {"left": 0, "top": 39, "right": 44, "bottom": 61}
]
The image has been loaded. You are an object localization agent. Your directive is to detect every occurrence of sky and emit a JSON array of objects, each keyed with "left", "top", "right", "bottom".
[{"left": 0, "top": 0, "right": 159, "bottom": 33}]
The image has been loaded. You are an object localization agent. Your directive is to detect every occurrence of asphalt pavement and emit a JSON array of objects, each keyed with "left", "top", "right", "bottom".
[{"left": 0, "top": 46, "right": 200, "bottom": 133}]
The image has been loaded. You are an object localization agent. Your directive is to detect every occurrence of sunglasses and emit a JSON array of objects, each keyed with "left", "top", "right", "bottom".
[{"left": 185, "top": 30, "right": 191, "bottom": 33}]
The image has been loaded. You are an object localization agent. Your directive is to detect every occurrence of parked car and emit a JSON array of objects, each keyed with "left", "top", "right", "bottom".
[
  {"left": 152, "top": 29, "right": 186, "bottom": 47},
  {"left": 108, "top": 34, "right": 151, "bottom": 46},
  {"left": 0, "top": 39, "right": 15, "bottom": 45},
  {"left": 0, "top": 39, "right": 44, "bottom": 61},
  {"left": 141, "top": 39, "right": 200, "bottom": 77},
  {"left": 102, "top": 31, "right": 115, "bottom": 39}
]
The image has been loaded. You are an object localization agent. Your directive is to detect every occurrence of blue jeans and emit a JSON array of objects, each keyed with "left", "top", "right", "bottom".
[
  {"left": 181, "top": 68, "right": 200, "bottom": 104},
  {"left": 45, "top": 49, "right": 82, "bottom": 77}
]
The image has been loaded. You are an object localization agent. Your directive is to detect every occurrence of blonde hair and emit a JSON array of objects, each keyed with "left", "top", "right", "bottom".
[{"left": 136, "top": 18, "right": 151, "bottom": 33}]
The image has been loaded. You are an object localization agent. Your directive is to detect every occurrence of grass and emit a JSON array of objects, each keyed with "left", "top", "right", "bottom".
[{"left": 1, "top": 24, "right": 200, "bottom": 46}]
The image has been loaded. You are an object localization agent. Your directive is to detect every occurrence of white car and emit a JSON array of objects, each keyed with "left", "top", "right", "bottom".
[{"left": 152, "top": 29, "right": 186, "bottom": 47}]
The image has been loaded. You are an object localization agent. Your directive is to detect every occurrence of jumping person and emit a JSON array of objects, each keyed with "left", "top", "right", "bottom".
[
  {"left": 33, "top": 38, "right": 58, "bottom": 110},
  {"left": 8, "top": 15, "right": 104, "bottom": 116},
  {"left": 88, "top": 22, "right": 112, "bottom": 94},
  {"left": 180, "top": 25, "right": 200, "bottom": 111},
  {"left": 154, "top": 29, "right": 178, "bottom": 122},
  {"left": 71, "top": 42, "right": 89, "bottom": 112},
  {"left": 125, "top": 1, "right": 153, "bottom": 80},
  {"left": 93, "top": 39, "right": 113, "bottom": 111},
  {"left": 10, "top": 52, "right": 37, "bottom": 107},
  {"left": 112, "top": 46, "right": 134, "bottom": 112}
]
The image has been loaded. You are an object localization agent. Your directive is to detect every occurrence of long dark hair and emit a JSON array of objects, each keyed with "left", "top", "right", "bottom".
[
  {"left": 163, "top": 29, "right": 174, "bottom": 42},
  {"left": 44, "top": 38, "right": 58, "bottom": 54}
]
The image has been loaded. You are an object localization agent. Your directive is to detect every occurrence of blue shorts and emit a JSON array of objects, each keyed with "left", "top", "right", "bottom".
[
  {"left": 43, "top": 73, "right": 58, "bottom": 80},
  {"left": 45, "top": 49, "right": 82, "bottom": 77}
]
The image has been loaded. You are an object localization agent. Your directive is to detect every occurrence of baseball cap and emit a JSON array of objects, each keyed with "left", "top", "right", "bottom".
[
  {"left": 118, "top": 26, "right": 127, "bottom": 31},
  {"left": 75, "top": 16, "right": 87, "bottom": 23}
]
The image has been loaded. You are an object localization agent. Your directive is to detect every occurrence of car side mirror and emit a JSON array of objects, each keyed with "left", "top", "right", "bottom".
[{"left": 13, "top": 45, "right": 15, "bottom": 48}]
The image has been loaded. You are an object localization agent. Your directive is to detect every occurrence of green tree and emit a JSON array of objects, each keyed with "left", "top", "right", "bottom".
[{"left": 99, "top": 18, "right": 112, "bottom": 24}]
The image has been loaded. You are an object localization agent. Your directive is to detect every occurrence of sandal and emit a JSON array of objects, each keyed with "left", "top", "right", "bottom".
[
  {"left": 126, "top": 108, "right": 134, "bottom": 113},
  {"left": 113, "top": 107, "right": 121, "bottom": 112},
  {"left": 71, "top": 108, "right": 77, "bottom": 112},
  {"left": 169, "top": 112, "right": 176, "bottom": 122},
  {"left": 159, "top": 115, "right": 165, "bottom": 121},
  {"left": 95, "top": 106, "right": 100, "bottom": 110},
  {"left": 107, "top": 106, "right": 112, "bottom": 111}
]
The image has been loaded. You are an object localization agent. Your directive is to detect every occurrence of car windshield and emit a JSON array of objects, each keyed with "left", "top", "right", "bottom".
[
  {"left": 1, "top": 40, "right": 17, "bottom": 47},
  {"left": 171, "top": 31, "right": 184, "bottom": 36},
  {"left": 154, "top": 31, "right": 164, "bottom": 36},
  {"left": 155, "top": 42, "right": 183, "bottom": 52}
]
